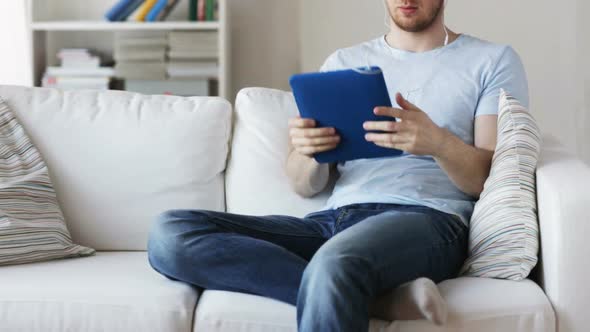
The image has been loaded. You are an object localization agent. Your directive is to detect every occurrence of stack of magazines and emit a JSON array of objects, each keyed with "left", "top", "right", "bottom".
[
  {"left": 114, "top": 33, "right": 168, "bottom": 80},
  {"left": 42, "top": 49, "right": 114, "bottom": 90},
  {"left": 167, "top": 31, "right": 219, "bottom": 79}
]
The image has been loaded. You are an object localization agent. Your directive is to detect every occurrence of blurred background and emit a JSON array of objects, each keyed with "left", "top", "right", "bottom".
[{"left": 0, "top": 0, "right": 587, "bottom": 164}]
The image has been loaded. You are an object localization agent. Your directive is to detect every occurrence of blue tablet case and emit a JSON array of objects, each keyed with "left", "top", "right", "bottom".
[{"left": 289, "top": 67, "right": 403, "bottom": 164}]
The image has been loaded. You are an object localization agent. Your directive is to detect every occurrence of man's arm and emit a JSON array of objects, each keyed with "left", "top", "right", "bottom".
[
  {"left": 433, "top": 115, "right": 497, "bottom": 198},
  {"left": 364, "top": 93, "right": 496, "bottom": 198},
  {"left": 433, "top": 46, "right": 528, "bottom": 197},
  {"left": 286, "top": 139, "right": 332, "bottom": 198},
  {"left": 285, "top": 117, "right": 339, "bottom": 197}
]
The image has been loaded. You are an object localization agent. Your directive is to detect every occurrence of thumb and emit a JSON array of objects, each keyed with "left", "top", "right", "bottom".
[{"left": 396, "top": 92, "right": 421, "bottom": 112}]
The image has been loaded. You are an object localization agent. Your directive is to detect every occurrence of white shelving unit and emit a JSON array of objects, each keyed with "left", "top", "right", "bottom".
[{"left": 25, "top": 0, "right": 230, "bottom": 98}]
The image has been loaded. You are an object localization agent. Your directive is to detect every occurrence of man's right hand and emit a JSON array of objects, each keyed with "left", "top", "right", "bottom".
[{"left": 288, "top": 116, "right": 340, "bottom": 157}]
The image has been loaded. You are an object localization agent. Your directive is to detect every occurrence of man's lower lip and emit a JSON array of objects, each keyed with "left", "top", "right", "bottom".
[{"left": 400, "top": 8, "right": 417, "bottom": 14}]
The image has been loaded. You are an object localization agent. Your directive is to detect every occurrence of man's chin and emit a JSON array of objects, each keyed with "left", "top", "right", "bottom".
[{"left": 393, "top": 20, "right": 431, "bottom": 33}]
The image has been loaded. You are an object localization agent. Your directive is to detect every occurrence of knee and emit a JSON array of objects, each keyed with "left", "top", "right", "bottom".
[
  {"left": 147, "top": 210, "right": 210, "bottom": 263},
  {"left": 302, "top": 244, "right": 371, "bottom": 290}
]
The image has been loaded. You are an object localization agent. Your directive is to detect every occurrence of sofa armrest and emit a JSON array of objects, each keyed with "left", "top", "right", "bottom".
[{"left": 536, "top": 135, "right": 590, "bottom": 332}]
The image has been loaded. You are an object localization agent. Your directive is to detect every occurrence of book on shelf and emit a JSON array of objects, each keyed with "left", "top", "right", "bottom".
[
  {"left": 43, "top": 76, "right": 110, "bottom": 91},
  {"left": 115, "top": 62, "right": 167, "bottom": 80},
  {"left": 197, "top": 0, "right": 206, "bottom": 21},
  {"left": 105, "top": 0, "right": 144, "bottom": 22},
  {"left": 114, "top": 47, "right": 167, "bottom": 62},
  {"left": 168, "top": 31, "right": 218, "bottom": 60},
  {"left": 43, "top": 49, "right": 113, "bottom": 91},
  {"left": 189, "top": 0, "right": 198, "bottom": 21},
  {"left": 167, "top": 61, "right": 218, "bottom": 78},
  {"left": 105, "top": 0, "right": 216, "bottom": 22},
  {"left": 125, "top": 79, "right": 209, "bottom": 96},
  {"left": 206, "top": 0, "right": 215, "bottom": 21},
  {"left": 134, "top": 0, "right": 159, "bottom": 21},
  {"left": 145, "top": 0, "right": 169, "bottom": 22},
  {"left": 46, "top": 67, "right": 115, "bottom": 77},
  {"left": 114, "top": 33, "right": 168, "bottom": 80},
  {"left": 112, "top": 31, "right": 219, "bottom": 94},
  {"left": 189, "top": 0, "right": 219, "bottom": 22},
  {"left": 57, "top": 49, "right": 101, "bottom": 68},
  {"left": 157, "top": 0, "right": 181, "bottom": 21}
]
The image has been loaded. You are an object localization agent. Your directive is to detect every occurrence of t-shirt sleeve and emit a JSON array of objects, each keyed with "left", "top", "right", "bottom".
[
  {"left": 475, "top": 46, "right": 529, "bottom": 117},
  {"left": 319, "top": 50, "right": 341, "bottom": 72}
]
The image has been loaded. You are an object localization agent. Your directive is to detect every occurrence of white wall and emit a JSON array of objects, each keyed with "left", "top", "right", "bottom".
[
  {"left": 0, "top": 2, "right": 32, "bottom": 86},
  {"left": 300, "top": 0, "right": 589, "bottom": 163},
  {"left": 300, "top": 1, "right": 384, "bottom": 72},
  {"left": 579, "top": 0, "right": 589, "bottom": 163},
  {"left": 228, "top": 0, "right": 300, "bottom": 99}
]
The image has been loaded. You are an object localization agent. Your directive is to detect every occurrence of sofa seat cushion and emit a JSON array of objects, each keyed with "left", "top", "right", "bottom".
[
  {"left": 0, "top": 252, "right": 198, "bottom": 332},
  {"left": 193, "top": 277, "right": 554, "bottom": 332}
]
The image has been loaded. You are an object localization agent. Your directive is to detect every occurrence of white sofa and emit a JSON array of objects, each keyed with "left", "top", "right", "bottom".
[{"left": 0, "top": 85, "right": 588, "bottom": 332}]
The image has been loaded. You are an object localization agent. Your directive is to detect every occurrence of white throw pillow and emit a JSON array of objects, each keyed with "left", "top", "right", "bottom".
[
  {"left": 0, "top": 98, "right": 94, "bottom": 266},
  {"left": 225, "top": 88, "right": 333, "bottom": 217},
  {"left": 461, "top": 89, "right": 542, "bottom": 280}
]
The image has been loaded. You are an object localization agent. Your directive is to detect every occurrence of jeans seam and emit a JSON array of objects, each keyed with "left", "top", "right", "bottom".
[
  {"left": 206, "top": 214, "right": 325, "bottom": 239},
  {"left": 334, "top": 209, "right": 349, "bottom": 234}
]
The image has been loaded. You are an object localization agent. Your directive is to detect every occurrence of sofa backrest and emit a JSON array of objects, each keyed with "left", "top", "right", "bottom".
[
  {"left": 0, "top": 85, "right": 232, "bottom": 251},
  {"left": 225, "top": 88, "right": 333, "bottom": 217}
]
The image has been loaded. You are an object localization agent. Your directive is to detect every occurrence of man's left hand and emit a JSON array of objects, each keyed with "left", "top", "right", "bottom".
[{"left": 364, "top": 92, "right": 450, "bottom": 156}]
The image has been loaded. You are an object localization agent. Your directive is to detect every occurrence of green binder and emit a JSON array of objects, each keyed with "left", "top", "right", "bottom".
[
  {"left": 206, "top": 0, "right": 215, "bottom": 21},
  {"left": 189, "top": 0, "right": 197, "bottom": 21}
]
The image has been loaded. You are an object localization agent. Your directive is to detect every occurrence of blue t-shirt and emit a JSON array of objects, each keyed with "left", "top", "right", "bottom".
[{"left": 320, "top": 34, "right": 529, "bottom": 226}]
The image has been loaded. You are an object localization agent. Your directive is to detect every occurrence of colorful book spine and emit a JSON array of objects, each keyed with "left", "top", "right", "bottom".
[
  {"left": 116, "top": 0, "right": 146, "bottom": 21},
  {"left": 206, "top": 0, "right": 215, "bottom": 21},
  {"left": 146, "top": 0, "right": 169, "bottom": 21},
  {"left": 105, "top": 0, "right": 136, "bottom": 22},
  {"left": 189, "top": 0, "right": 197, "bottom": 21},
  {"left": 134, "top": 0, "right": 158, "bottom": 22},
  {"left": 197, "top": 0, "right": 206, "bottom": 21},
  {"left": 158, "top": 0, "right": 180, "bottom": 21}
]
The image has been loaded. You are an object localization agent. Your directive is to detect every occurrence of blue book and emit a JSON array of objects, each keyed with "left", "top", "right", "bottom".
[
  {"left": 146, "top": 0, "right": 169, "bottom": 22},
  {"left": 105, "top": 0, "right": 137, "bottom": 22},
  {"left": 115, "top": 0, "right": 146, "bottom": 21}
]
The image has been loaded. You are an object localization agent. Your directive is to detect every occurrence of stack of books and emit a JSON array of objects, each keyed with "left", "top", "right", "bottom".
[
  {"left": 114, "top": 32, "right": 216, "bottom": 96},
  {"left": 114, "top": 34, "right": 168, "bottom": 80},
  {"left": 168, "top": 31, "right": 218, "bottom": 60},
  {"left": 42, "top": 49, "right": 114, "bottom": 90},
  {"left": 105, "top": 0, "right": 181, "bottom": 22},
  {"left": 189, "top": 0, "right": 219, "bottom": 21},
  {"left": 167, "top": 31, "right": 219, "bottom": 79}
]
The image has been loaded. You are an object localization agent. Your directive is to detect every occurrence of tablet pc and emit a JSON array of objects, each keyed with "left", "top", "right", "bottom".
[{"left": 289, "top": 66, "right": 403, "bottom": 164}]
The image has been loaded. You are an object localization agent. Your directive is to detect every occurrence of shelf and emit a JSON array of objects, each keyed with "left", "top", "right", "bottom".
[{"left": 31, "top": 21, "right": 220, "bottom": 31}]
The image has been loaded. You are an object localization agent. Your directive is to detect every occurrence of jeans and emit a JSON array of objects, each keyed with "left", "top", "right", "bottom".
[{"left": 147, "top": 203, "right": 468, "bottom": 332}]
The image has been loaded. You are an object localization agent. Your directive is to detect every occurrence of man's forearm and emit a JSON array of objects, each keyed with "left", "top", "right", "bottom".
[
  {"left": 286, "top": 142, "right": 331, "bottom": 198},
  {"left": 434, "top": 130, "right": 494, "bottom": 198}
]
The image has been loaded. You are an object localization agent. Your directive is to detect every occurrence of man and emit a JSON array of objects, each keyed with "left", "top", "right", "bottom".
[{"left": 147, "top": 0, "right": 528, "bottom": 331}]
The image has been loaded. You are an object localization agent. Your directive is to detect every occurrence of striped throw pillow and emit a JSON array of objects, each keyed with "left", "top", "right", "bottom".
[
  {"left": 460, "top": 89, "right": 541, "bottom": 280},
  {"left": 0, "top": 98, "right": 94, "bottom": 266}
]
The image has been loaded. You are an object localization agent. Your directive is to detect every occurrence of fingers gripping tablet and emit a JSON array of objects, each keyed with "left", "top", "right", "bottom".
[{"left": 289, "top": 67, "right": 403, "bottom": 163}]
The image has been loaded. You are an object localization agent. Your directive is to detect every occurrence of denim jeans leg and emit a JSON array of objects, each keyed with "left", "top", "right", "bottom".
[
  {"left": 297, "top": 206, "right": 468, "bottom": 332},
  {"left": 147, "top": 209, "right": 332, "bottom": 305}
]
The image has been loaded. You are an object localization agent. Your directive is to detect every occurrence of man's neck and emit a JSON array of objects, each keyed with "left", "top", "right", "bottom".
[{"left": 385, "top": 20, "right": 459, "bottom": 53}]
